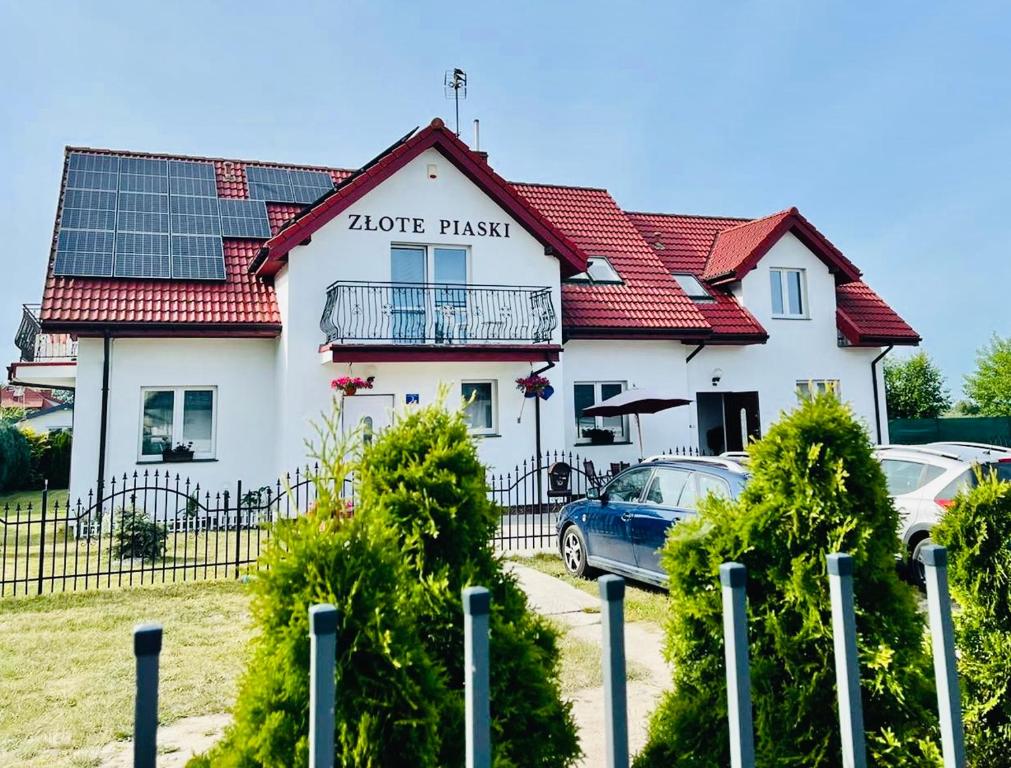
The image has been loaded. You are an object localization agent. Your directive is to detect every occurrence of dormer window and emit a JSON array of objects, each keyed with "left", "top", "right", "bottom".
[
  {"left": 770, "top": 268, "right": 807, "bottom": 318},
  {"left": 566, "top": 256, "right": 623, "bottom": 284},
  {"left": 673, "top": 273, "right": 715, "bottom": 303}
]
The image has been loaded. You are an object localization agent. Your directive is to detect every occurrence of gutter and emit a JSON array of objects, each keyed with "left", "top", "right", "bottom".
[
  {"left": 870, "top": 345, "right": 893, "bottom": 445},
  {"left": 97, "top": 334, "right": 111, "bottom": 504}
]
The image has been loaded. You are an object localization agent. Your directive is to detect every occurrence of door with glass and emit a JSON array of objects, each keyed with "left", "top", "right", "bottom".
[
  {"left": 391, "top": 246, "right": 426, "bottom": 343},
  {"left": 433, "top": 247, "right": 467, "bottom": 343}
]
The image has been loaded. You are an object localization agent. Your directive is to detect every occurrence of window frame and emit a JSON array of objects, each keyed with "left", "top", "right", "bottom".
[
  {"left": 138, "top": 385, "right": 218, "bottom": 462},
  {"left": 574, "top": 380, "right": 629, "bottom": 443},
  {"left": 460, "top": 379, "right": 498, "bottom": 436},
  {"left": 770, "top": 267, "right": 808, "bottom": 318},
  {"left": 672, "top": 273, "right": 715, "bottom": 303},
  {"left": 564, "top": 256, "right": 623, "bottom": 285},
  {"left": 389, "top": 242, "right": 471, "bottom": 284}
]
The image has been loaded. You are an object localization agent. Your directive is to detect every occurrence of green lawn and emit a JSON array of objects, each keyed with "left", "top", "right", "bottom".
[
  {"left": 0, "top": 487, "right": 70, "bottom": 512},
  {"left": 517, "top": 553, "right": 670, "bottom": 628},
  {"left": 0, "top": 580, "right": 252, "bottom": 768}
]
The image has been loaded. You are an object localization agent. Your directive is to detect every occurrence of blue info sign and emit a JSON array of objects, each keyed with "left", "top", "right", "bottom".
[{"left": 406, "top": 393, "right": 420, "bottom": 405}]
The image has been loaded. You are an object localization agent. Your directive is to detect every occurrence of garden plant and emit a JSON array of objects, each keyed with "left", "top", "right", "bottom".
[{"left": 635, "top": 393, "right": 941, "bottom": 767}]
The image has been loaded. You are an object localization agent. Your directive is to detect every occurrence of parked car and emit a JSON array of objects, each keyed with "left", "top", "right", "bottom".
[
  {"left": 556, "top": 460, "right": 749, "bottom": 587},
  {"left": 875, "top": 442, "right": 1011, "bottom": 584}
]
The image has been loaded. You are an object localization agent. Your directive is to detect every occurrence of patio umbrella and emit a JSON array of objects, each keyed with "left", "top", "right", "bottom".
[{"left": 582, "top": 389, "right": 692, "bottom": 459}]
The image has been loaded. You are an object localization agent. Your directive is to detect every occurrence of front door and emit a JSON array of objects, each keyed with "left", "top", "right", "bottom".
[
  {"left": 696, "top": 391, "right": 761, "bottom": 453},
  {"left": 341, "top": 394, "right": 394, "bottom": 448}
]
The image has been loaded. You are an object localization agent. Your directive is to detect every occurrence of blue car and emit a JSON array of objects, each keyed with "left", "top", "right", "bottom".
[{"left": 556, "top": 459, "right": 749, "bottom": 587}]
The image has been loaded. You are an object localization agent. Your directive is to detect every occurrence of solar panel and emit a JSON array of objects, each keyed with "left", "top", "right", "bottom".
[
  {"left": 54, "top": 229, "right": 115, "bottom": 277},
  {"left": 61, "top": 189, "right": 117, "bottom": 231},
  {"left": 289, "top": 169, "right": 334, "bottom": 204},
  {"left": 171, "top": 235, "right": 226, "bottom": 280},
  {"left": 118, "top": 192, "right": 170, "bottom": 234},
  {"left": 66, "top": 153, "right": 120, "bottom": 192},
  {"left": 114, "top": 232, "right": 171, "bottom": 278},
  {"left": 169, "top": 160, "right": 217, "bottom": 197},
  {"left": 246, "top": 166, "right": 293, "bottom": 202},
  {"left": 218, "top": 199, "right": 271, "bottom": 238},
  {"left": 118, "top": 157, "right": 168, "bottom": 194},
  {"left": 171, "top": 195, "right": 221, "bottom": 235}
]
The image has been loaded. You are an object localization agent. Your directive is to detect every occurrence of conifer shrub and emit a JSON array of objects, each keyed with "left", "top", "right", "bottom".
[
  {"left": 0, "top": 423, "right": 30, "bottom": 491},
  {"left": 933, "top": 471, "right": 1011, "bottom": 765},
  {"left": 193, "top": 411, "right": 446, "bottom": 767},
  {"left": 635, "top": 394, "right": 940, "bottom": 768},
  {"left": 357, "top": 401, "right": 580, "bottom": 767}
]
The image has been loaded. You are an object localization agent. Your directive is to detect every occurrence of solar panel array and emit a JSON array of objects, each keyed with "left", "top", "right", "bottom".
[{"left": 53, "top": 152, "right": 324, "bottom": 280}]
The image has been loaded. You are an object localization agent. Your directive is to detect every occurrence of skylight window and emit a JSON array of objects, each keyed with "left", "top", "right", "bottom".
[
  {"left": 673, "top": 273, "right": 715, "bottom": 302},
  {"left": 566, "top": 256, "right": 623, "bottom": 284}
]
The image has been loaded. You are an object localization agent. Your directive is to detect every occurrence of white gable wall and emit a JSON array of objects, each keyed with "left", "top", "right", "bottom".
[{"left": 273, "top": 147, "right": 566, "bottom": 471}]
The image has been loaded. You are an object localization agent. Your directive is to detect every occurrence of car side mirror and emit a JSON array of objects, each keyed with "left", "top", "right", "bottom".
[{"left": 585, "top": 486, "right": 600, "bottom": 500}]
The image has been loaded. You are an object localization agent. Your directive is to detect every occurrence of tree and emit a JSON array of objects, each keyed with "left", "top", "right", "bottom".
[
  {"left": 635, "top": 394, "right": 940, "bottom": 768},
  {"left": 883, "top": 351, "right": 951, "bottom": 419},
  {"left": 964, "top": 335, "right": 1011, "bottom": 416}
]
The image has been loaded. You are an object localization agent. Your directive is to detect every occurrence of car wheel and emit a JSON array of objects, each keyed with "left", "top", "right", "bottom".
[
  {"left": 561, "top": 526, "right": 593, "bottom": 579},
  {"left": 909, "top": 536, "right": 932, "bottom": 589}
]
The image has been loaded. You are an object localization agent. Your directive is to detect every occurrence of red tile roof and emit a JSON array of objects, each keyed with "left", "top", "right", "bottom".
[
  {"left": 626, "top": 212, "right": 767, "bottom": 341},
  {"left": 1, "top": 386, "right": 60, "bottom": 410},
  {"left": 35, "top": 125, "right": 916, "bottom": 347},
  {"left": 514, "top": 184, "right": 710, "bottom": 337},
  {"left": 836, "top": 281, "right": 920, "bottom": 345}
]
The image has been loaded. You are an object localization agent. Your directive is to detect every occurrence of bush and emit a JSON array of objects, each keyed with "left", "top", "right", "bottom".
[
  {"left": 0, "top": 423, "right": 31, "bottom": 491},
  {"left": 21, "top": 428, "right": 72, "bottom": 489},
  {"left": 635, "top": 394, "right": 940, "bottom": 768},
  {"left": 933, "top": 472, "right": 1011, "bottom": 765},
  {"left": 357, "top": 401, "right": 580, "bottom": 767},
  {"left": 195, "top": 408, "right": 446, "bottom": 767},
  {"left": 112, "top": 507, "right": 167, "bottom": 562}
]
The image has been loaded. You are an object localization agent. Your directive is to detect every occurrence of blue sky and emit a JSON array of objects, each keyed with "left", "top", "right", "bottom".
[{"left": 1, "top": 1, "right": 1008, "bottom": 396}]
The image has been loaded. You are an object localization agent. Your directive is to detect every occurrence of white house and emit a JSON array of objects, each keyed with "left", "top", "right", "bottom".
[{"left": 8, "top": 118, "right": 919, "bottom": 503}]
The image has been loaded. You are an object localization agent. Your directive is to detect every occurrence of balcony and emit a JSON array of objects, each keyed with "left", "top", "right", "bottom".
[
  {"left": 319, "top": 281, "right": 560, "bottom": 363},
  {"left": 9, "top": 304, "right": 77, "bottom": 389}
]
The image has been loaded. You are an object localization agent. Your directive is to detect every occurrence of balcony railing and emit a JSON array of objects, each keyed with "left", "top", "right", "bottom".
[
  {"left": 14, "top": 304, "right": 77, "bottom": 362},
  {"left": 320, "top": 281, "right": 557, "bottom": 345}
]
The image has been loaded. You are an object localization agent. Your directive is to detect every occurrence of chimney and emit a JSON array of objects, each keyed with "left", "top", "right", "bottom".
[{"left": 473, "top": 119, "right": 489, "bottom": 162}]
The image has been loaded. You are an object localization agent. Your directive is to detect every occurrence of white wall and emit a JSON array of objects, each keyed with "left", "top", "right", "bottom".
[
  {"left": 275, "top": 146, "right": 565, "bottom": 473},
  {"left": 69, "top": 337, "right": 277, "bottom": 502},
  {"left": 17, "top": 407, "right": 72, "bottom": 433}
]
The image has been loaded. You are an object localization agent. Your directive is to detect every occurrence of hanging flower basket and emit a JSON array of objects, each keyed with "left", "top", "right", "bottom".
[
  {"left": 516, "top": 374, "right": 553, "bottom": 400},
  {"left": 331, "top": 376, "right": 375, "bottom": 396}
]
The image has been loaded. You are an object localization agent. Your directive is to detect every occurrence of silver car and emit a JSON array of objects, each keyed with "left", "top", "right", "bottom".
[{"left": 875, "top": 442, "right": 1011, "bottom": 583}]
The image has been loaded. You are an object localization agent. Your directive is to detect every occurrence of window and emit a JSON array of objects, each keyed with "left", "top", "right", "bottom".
[
  {"left": 574, "top": 381, "right": 628, "bottom": 442},
  {"left": 605, "top": 466, "right": 652, "bottom": 502},
  {"left": 770, "top": 268, "right": 806, "bottom": 317},
  {"left": 673, "top": 273, "right": 715, "bottom": 303},
  {"left": 461, "top": 380, "right": 497, "bottom": 435},
  {"left": 565, "top": 256, "right": 623, "bottom": 284},
  {"left": 880, "top": 459, "right": 947, "bottom": 496},
  {"left": 644, "top": 467, "right": 692, "bottom": 506},
  {"left": 797, "top": 380, "right": 841, "bottom": 399},
  {"left": 677, "top": 472, "right": 732, "bottom": 511},
  {"left": 140, "top": 387, "right": 216, "bottom": 460},
  {"left": 390, "top": 245, "right": 469, "bottom": 343}
]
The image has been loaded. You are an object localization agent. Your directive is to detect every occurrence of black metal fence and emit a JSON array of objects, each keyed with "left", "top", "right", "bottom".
[{"left": 0, "top": 446, "right": 708, "bottom": 597}]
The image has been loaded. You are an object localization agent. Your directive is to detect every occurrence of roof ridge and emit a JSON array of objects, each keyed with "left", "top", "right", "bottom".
[
  {"left": 625, "top": 210, "right": 753, "bottom": 222},
  {"left": 509, "top": 180, "right": 609, "bottom": 193},
  {"left": 712, "top": 206, "right": 796, "bottom": 235},
  {"left": 64, "top": 145, "right": 355, "bottom": 175}
]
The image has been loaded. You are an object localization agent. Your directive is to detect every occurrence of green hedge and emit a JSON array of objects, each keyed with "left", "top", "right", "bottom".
[
  {"left": 635, "top": 394, "right": 941, "bottom": 767},
  {"left": 933, "top": 473, "right": 1011, "bottom": 765},
  {"left": 0, "top": 424, "right": 30, "bottom": 491}
]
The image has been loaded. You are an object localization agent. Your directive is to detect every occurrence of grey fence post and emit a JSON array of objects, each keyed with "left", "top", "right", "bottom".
[
  {"left": 922, "top": 545, "right": 966, "bottom": 768},
  {"left": 309, "top": 604, "right": 338, "bottom": 768},
  {"left": 720, "top": 562, "right": 755, "bottom": 768},
  {"left": 133, "top": 623, "right": 162, "bottom": 768},
  {"left": 599, "top": 575, "right": 629, "bottom": 768},
  {"left": 826, "top": 553, "right": 867, "bottom": 768},
  {"left": 463, "top": 586, "right": 491, "bottom": 768}
]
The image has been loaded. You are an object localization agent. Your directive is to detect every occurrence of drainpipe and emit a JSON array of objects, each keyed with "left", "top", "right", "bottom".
[
  {"left": 684, "top": 344, "right": 705, "bottom": 447},
  {"left": 531, "top": 360, "right": 556, "bottom": 504},
  {"left": 871, "top": 345, "right": 893, "bottom": 445},
  {"left": 685, "top": 343, "right": 705, "bottom": 364},
  {"left": 97, "top": 334, "right": 111, "bottom": 505}
]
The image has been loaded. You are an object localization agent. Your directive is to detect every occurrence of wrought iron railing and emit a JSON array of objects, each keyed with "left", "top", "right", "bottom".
[
  {"left": 320, "top": 281, "right": 557, "bottom": 345},
  {"left": 14, "top": 304, "right": 77, "bottom": 362}
]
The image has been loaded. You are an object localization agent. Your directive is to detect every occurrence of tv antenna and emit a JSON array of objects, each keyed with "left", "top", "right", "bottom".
[{"left": 444, "top": 68, "right": 468, "bottom": 136}]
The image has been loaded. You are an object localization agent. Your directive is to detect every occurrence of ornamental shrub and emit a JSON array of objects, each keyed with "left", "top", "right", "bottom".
[
  {"left": 357, "top": 400, "right": 580, "bottom": 767},
  {"left": 112, "top": 507, "right": 168, "bottom": 562},
  {"left": 193, "top": 408, "right": 446, "bottom": 768},
  {"left": 933, "top": 472, "right": 1011, "bottom": 765},
  {"left": 635, "top": 394, "right": 940, "bottom": 768},
  {"left": 0, "top": 423, "right": 31, "bottom": 491}
]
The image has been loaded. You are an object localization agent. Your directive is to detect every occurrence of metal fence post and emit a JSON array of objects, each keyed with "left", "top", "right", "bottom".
[
  {"left": 599, "top": 575, "right": 629, "bottom": 768},
  {"left": 37, "top": 481, "right": 48, "bottom": 596},
  {"left": 826, "top": 553, "right": 867, "bottom": 768},
  {"left": 463, "top": 586, "right": 491, "bottom": 768},
  {"left": 720, "top": 562, "right": 755, "bottom": 768},
  {"left": 309, "top": 604, "right": 338, "bottom": 768},
  {"left": 133, "top": 623, "right": 162, "bottom": 768},
  {"left": 922, "top": 545, "right": 966, "bottom": 768},
  {"left": 234, "top": 480, "right": 243, "bottom": 579}
]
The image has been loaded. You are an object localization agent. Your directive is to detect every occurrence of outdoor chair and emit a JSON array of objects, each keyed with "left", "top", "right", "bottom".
[
  {"left": 609, "top": 462, "right": 622, "bottom": 477},
  {"left": 583, "top": 459, "right": 604, "bottom": 487}
]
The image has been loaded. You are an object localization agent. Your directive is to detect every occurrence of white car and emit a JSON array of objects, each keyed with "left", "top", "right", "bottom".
[{"left": 875, "top": 442, "right": 1011, "bottom": 583}]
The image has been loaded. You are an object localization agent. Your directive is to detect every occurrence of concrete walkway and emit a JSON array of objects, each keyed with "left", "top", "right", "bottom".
[{"left": 508, "top": 562, "right": 670, "bottom": 766}]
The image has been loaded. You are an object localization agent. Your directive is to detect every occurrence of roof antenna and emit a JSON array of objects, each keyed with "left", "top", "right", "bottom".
[{"left": 444, "top": 68, "right": 468, "bottom": 136}]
